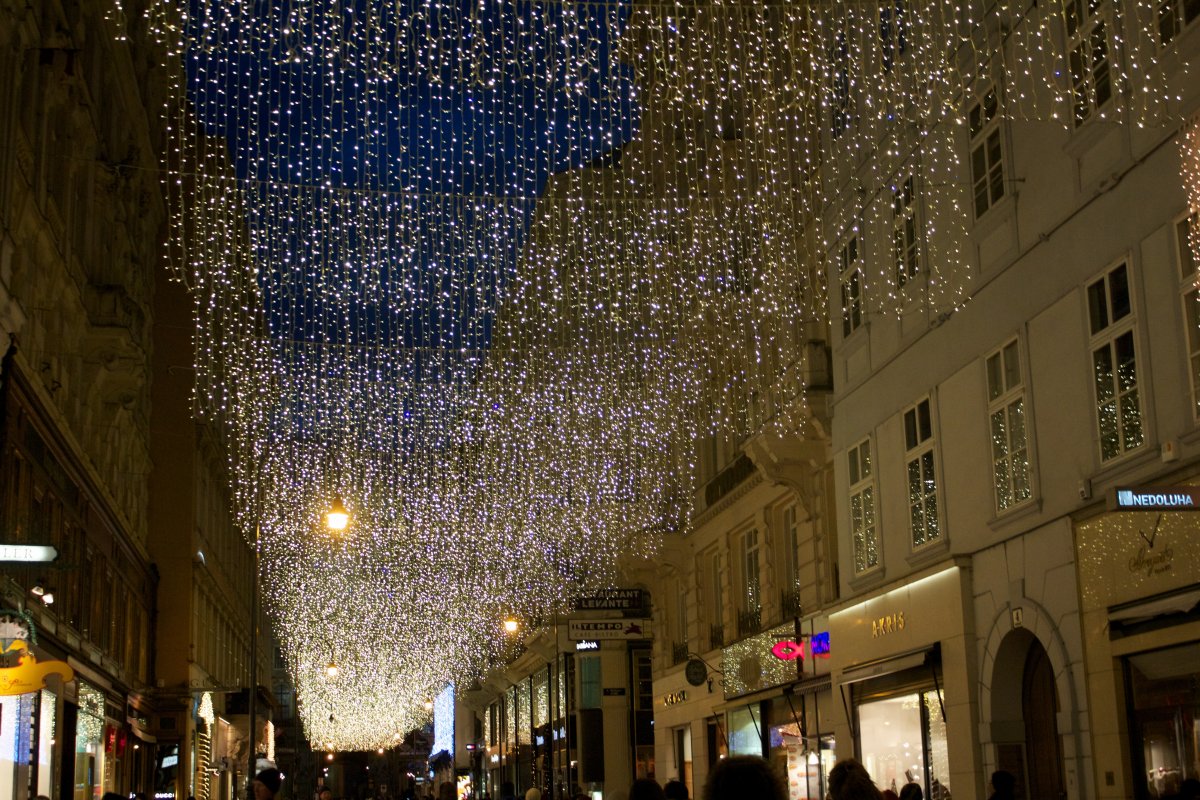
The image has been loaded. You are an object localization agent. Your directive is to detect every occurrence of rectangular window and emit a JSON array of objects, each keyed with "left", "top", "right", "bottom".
[
  {"left": 986, "top": 340, "right": 1032, "bottom": 512},
  {"left": 699, "top": 547, "right": 725, "bottom": 649},
  {"left": 677, "top": 582, "right": 689, "bottom": 647},
  {"left": 879, "top": 0, "right": 908, "bottom": 73},
  {"left": 1156, "top": 0, "right": 1200, "bottom": 46},
  {"left": 840, "top": 234, "right": 864, "bottom": 337},
  {"left": 969, "top": 86, "right": 1005, "bottom": 218},
  {"left": 848, "top": 438, "right": 879, "bottom": 574},
  {"left": 1065, "top": 0, "right": 1113, "bottom": 125},
  {"left": 1088, "top": 261, "right": 1144, "bottom": 460},
  {"left": 892, "top": 176, "right": 919, "bottom": 288},
  {"left": 778, "top": 503, "right": 803, "bottom": 618},
  {"left": 1177, "top": 213, "right": 1200, "bottom": 419},
  {"left": 904, "top": 399, "right": 941, "bottom": 548}
]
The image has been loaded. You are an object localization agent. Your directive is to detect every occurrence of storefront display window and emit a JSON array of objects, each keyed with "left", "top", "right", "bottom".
[
  {"left": 37, "top": 689, "right": 56, "bottom": 797},
  {"left": 77, "top": 683, "right": 106, "bottom": 800},
  {"left": 857, "top": 689, "right": 949, "bottom": 798},
  {"left": 1127, "top": 642, "right": 1200, "bottom": 799},
  {"left": 767, "top": 696, "right": 833, "bottom": 800},
  {"left": 728, "top": 705, "right": 763, "bottom": 757}
]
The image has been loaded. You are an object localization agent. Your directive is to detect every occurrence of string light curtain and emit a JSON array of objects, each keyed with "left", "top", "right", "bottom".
[{"left": 143, "top": 0, "right": 1197, "bottom": 750}]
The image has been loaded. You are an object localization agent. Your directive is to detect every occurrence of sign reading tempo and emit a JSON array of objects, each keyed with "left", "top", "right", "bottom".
[
  {"left": 568, "top": 619, "right": 650, "bottom": 641},
  {"left": 0, "top": 544, "right": 59, "bottom": 563},
  {"left": 1108, "top": 486, "right": 1200, "bottom": 512}
]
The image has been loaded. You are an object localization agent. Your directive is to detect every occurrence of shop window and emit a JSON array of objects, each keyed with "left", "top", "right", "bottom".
[
  {"left": 1126, "top": 641, "right": 1200, "bottom": 798},
  {"left": 578, "top": 656, "right": 601, "bottom": 709},
  {"left": 857, "top": 689, "right": 950, "bottom": 798},
  {"left": 707, "top": 716, "right": 729, "bottom": 769},
  {"left": 769, "top": 694, "right": 835, "bottom": 800},
  {"left": 1087, "top": 261, "right": 1144, "bottom": 460},
  {"left": 986, "top": 339, "right": 1032, "bottom": 512},
  {"left": 729, "top": 705, "right": 764, "bottom": 757}
]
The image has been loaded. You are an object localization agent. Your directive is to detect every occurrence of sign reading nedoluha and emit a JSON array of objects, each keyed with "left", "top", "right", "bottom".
[{"left": 1108, "top": 486, "right": 1200, "bottom": 511}]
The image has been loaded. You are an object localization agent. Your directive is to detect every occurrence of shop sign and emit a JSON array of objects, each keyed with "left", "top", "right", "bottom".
[
  {"left": 0, "top": 544, "right": 59, "bottom": 562},
  {"left": 575, "top": 640, "right": 600, "bottom": 651},
  {"left": 572, "top": 589, "right": 646, "bottom": 611},
  {"left": 602, "top": 687, "right": 626, "bottom": 696},
  {"left": 871, "top": 612, "right": 906, "bottom": 638},
  {"left": 568, "top": 619, "right": 650, "bottom": 640},
  {"left": 1109, "top": 486, "right": 1200, "bottom": 511},
  {"left": 662, "top": 690, "right": 687, "bottom": 706},
  {"left": 0, "top": 609, "right": 74, "bottom": 696},
  {"left": 768, "top": 631, "right": 831, "bottom": 662}
]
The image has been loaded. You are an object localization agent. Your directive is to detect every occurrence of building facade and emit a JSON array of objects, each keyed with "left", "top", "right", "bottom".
[{"left": 0, "top": 0, "right": 169, "bottom": 796}]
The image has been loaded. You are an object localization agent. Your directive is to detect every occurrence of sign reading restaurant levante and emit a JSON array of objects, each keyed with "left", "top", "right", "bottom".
[
  {"left": 572, "top": 589, "right": 646, "bottom": 611},
  {"left": 1108, "top": 486, "right": 1200, "bottom": 512},
  {"left": 568, "top": 619, "right": 651, "bottom": 641}
]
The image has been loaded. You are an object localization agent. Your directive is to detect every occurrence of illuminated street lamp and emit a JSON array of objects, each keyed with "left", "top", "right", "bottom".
[
  {"left": 326, "top": 496, "right": 350, "bottom": 531},
  {"left": 503, "top": 618, "right": 519, "bottom": 634},
  {"left": 326, "top": 661, "right": 339, "bottom": 679}
]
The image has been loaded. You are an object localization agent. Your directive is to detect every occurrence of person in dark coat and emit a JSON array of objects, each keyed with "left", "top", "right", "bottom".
[{"left": 703, "top": 756, "right": 786, "bottom": 800}]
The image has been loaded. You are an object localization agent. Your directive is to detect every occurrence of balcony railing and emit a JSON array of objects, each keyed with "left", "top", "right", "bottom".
[
  {"left": 780, "top": 587, "right": 803, "bottom": 620},
  {"left": 709, "top": 623, "right": 725, "bottom": 651},
  {"left": 737, "top": 607, "right": 762, "bottom": 638},
  {"left": 671, "top": 642, "right": 690, "bottom": 665}
]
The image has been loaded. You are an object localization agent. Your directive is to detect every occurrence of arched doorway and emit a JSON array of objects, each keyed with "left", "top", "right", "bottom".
[{"left": 990, "top": 629, "right": 1066, "bottom": 799}]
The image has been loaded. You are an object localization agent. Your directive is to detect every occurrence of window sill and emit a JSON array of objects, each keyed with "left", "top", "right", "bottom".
[
  {"left": 1062, "top": 103, "right": 1120, "bottom": 160},
  {"left": 1089, "top": 444, "right": 1162, "bottom": 491},
  {"left": 987, "top": 495, "right": 1043, "bottom": 531},
  {"left": 906, "top": 534, "right": 950, "bottom": 569},
  {"left": 848, "top": 565, "right": 887, "bottom": 594},
  {"left": 971, "top": 191, "right": 1017, "bottom": 240}
]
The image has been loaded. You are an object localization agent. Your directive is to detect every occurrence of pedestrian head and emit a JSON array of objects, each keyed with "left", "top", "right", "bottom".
[
  {"left": 989, "top": 771, "right": 1015, "bottom": 799},
  {"left": 703, "top": 756, "right": 785, "bottom": 800},
  {"left": 898, "top": 784, "right": 923, "bottom": 800},
  {"left": 254, "top": 769, "right": 283, "bottom": 800},
  {"left": 828, "top": 759, "right": 882, "bottom": 800},
  {"left": 882, "top": 792, "right": 899, "bottom": 800},
  {"left": 524, "top": 790, "right": 541, "bottom": 800},
  {"left": 663, "top": 781, "right": 688, "bottom": 800},
  {"left": 320, "top": 789, "right": 333, "bottom": 800},
  {"left": 630, "top": 780, "right": 665, "bottom": 800}
]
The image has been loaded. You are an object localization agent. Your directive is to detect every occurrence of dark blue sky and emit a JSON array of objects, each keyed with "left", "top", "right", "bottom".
[{"left": 188, "top": 0, "right": 639, "bottom": 353}]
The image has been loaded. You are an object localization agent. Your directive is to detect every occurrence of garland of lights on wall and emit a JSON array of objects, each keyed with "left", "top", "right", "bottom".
[{"left": 133, "top": 0, "right": 1198, "bottom": 751}]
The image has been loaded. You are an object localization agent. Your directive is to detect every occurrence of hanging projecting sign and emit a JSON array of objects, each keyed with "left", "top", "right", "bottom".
[
  {"left": 0, "top": 544, "right": 59, "bottom": 563},
  {"left": 0, "top": 610, "right": 74, "bottom": 696},
  {"left": 568, "top": 619, "right": 651, "bottom": 640}
]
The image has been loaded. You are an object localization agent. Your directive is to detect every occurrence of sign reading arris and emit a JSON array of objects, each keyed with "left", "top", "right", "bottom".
[{"left": 1108, "top": 486, "right": 1200, "bottom": 512}]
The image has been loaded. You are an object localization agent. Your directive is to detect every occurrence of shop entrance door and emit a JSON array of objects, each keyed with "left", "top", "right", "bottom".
[{"left": 1022, "top": 642, "right": 1065, "bottom": 800}]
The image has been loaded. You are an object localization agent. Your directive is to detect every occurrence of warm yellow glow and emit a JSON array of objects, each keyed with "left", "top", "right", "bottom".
[
  {"left": 503, "top": 618, "right": 519, "bottom": 635},
  {"left": 325, "top": 497, "right": 350, "bottom": 532},
  {"left": 422, "top": 699, "right": 433, "bottom": 711},
  {"left": 326, "top": 662, "right": 339, "bottom": 679}
]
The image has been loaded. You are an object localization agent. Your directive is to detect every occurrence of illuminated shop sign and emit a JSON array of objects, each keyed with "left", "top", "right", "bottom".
[
  {"left": 662, "top": 690, "right": 687, "bottom": 706},
  {"left": 1109, "top": 486, "right": 1200, "bottom": 511},
  {"left": 769, "top": 631, "right": 831, "bottom": 661},
  {"left": 575, "top": 640, "right": 600, "bottom": 651},
  {"left": 0, "top": 545, "right": 58, "bottom": 563}
]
